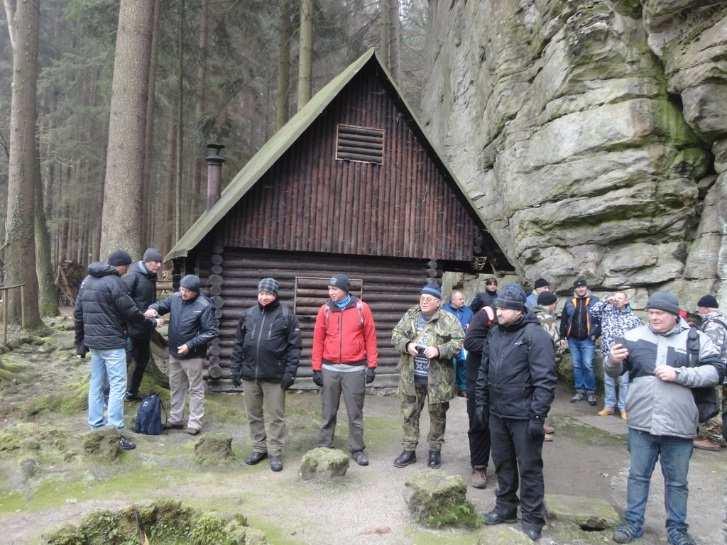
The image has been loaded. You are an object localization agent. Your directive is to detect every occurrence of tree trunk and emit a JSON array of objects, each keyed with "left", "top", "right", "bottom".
[
  {"left": 99, "top": 0, "right": 155, "bottom": 259},
  {"left": 3, "top": 0, "right": 43, "bottom": 328},
  {"left": 175, "top": 0, "right": 185, "bottom": 242},
  {"left": 297, "top": 0, "right": 313, "bottom": 111},
  {"left": 276, "top": 0, "right": 291, "bottom": 130},
  {"left": 34, "top": 155, "right": 59, "bottom": 317},
  {"left": 191, "top": 0, "right": 208, "bottom": 221},
  {"left": 388, "top": 0, "right": 400, "bottom": 82}
]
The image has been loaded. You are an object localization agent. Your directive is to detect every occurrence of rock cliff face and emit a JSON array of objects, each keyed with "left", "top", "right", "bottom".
[{"left": 422, "top": 0, "right": 727, "bottom": 305}]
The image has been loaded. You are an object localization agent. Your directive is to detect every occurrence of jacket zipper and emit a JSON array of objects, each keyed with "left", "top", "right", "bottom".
[
  {"left": 338, "top": 311, "right": 343, "bottom": 363},
  {"left": 255, "top": 308, "right": 267, "bottom": 381}
]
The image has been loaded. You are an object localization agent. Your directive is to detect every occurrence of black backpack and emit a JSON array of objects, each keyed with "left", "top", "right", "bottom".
[
  {"left": 686, "top": 327, "right": 721, "bottom": 424},
  {"left": 134, "top": 394, "right": 165, "bottom": 435}
]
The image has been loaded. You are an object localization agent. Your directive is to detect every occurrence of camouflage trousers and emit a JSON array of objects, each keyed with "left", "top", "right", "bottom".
[{"left": 400, "top": 383, "right": 449, "bottom": 451}]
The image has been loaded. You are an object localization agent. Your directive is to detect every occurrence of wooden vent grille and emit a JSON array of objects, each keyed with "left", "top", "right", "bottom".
[{"left": 335, "top": 124, "right": 384, "bottom": 165}]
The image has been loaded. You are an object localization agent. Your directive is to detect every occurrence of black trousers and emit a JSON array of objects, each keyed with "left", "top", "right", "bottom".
[
  {"left": 466, "top": 353, "right": 490, "bottom": 468},
  {"left": 126, "top": 336, "right": 151, "bottom": 396},
  {"left": 489, "top": 414, "right": 545, "bottom": 526}
]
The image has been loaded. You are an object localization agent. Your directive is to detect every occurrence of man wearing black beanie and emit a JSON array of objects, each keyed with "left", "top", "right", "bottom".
[{"left": 695, "top": 294, "right": 726, "bottom": 451}]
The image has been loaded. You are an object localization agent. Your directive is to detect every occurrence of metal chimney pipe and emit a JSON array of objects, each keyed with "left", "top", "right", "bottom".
[{"left": 206, "top": 143, "right": 225, "bottom": 210}]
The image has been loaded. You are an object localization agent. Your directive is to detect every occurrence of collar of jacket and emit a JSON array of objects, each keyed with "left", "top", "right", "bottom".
[
  {"left": 649, "top": 320, "right": 688, "bottom": 337},
  {"left": 327, "top": 295, "right": 358, "bottom": 312},
  {"left": 258, "top": 299, "right": 280, "bottom": 312}
]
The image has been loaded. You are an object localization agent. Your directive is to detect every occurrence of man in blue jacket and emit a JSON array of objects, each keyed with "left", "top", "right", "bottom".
[
  {"left": 146, "top": 274, "right": 218, "bottom": 434},
  {"left": 443, "top": 289, "right": 473, "bottom": 395}
]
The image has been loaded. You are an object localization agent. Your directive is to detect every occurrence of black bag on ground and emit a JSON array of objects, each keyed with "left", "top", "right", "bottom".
[{"left": 134, "top": 394, "right": 164, "bottom": 435}]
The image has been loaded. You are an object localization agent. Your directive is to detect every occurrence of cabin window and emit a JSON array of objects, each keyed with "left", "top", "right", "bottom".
[{"left": 335, "top": 124, "right": 384, "bottom": 165}]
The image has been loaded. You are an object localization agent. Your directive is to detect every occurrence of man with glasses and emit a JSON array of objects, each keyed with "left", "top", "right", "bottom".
[
  {"left": 392, "top": 282, "right": 465, "bottom": 469},
  {"left": 470, "top": 277, "right": 499, "bottom": 313}
]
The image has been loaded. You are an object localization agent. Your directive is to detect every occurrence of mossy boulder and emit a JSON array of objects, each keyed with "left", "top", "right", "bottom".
[
  {"left": 404, "top": 471, "right": 480, "bottom": 528},
  {"left": 299, "top": 447, "right": 349, "bottom": 480},
  {"left": 194, "top": 434, "right": 233, "bottom": 465},
  {"left": 82, "top": 428, "right": 121, "bottom": 462},
  {"left": 546, "top": 493, "right": 620, "bottom": 530}
]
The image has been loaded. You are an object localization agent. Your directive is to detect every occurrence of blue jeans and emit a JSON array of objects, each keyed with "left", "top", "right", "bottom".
[
  {"left": 623, "top": 429, "right": 693, "bottom": 540},
  {"left": 88, "top": 348, "right": 127, "bottom": 429},
  {"left": 568, "top": 338, "right": 595, "bottom": 393},
  {"left": 604, "top": 363, "right": 629, "bottom": 411},
  {"left": 454, "top": 351, "right": 467, "bottom": 392}
]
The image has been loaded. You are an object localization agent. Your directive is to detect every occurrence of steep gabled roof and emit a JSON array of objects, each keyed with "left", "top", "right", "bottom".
[{"left": 166, "top": 48, "right": 483, "bottom": 261}]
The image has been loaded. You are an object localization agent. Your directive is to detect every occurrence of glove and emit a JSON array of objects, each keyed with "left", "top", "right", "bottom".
[
  {"left": 76, "top": 344, "right": 88, "bottom": 359},
  {"left": 281, "top": 374, "right": 295, "bottom": 390},
  {"left": 312, "top": 371, "right": 323, "bottom": 387},
  {"left": 231, "top": 372, "right": 242, "bottom": 388},
  {"left": 365, "top": 367, "right": 376, "bottom": 384},
  {"left": 528, "top": 416, "right": 545, "bottom": 441}
]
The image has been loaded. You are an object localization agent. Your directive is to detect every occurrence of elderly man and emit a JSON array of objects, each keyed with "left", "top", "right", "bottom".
[
  {"left": 443, "top": 289, "right": 473, "bottom": 395},
  {"left": 391, "top": 282, "right": 464, "bottom": 469},
  {"left": 607, "top": 292, "right": 723, "bottom": 545},
  {"left": 123, "top": 248, "right": 163, "bottom": 401},
  {"left": 146, "top": 275, "right": 218, "bottom": 435},
  {"left": 231, "top": 278, "right": 300, "bottom": 472},
  {"left": 74, "top": 250, "right": 156, "bottom": 450},
  {"left": 475, "top": 284, "right": 556, "bottom": 541},
  {"left": 312, "top": 273, "right": 378, "bottom": 466},
  {"left": 590, "top": 292, "right": 642, "bottom": 419},
  {"left": 560, "top": 277, "right": 601, "bottom": 406}
]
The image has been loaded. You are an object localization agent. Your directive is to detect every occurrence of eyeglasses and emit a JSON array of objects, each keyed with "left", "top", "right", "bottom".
[{"left": 420, "top": 295, "right": 439, "bottom": 304}]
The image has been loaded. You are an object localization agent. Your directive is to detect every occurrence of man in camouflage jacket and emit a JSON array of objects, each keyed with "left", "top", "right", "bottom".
[{"left": 391, "top": 282, "right": 464, "bottom": 469}]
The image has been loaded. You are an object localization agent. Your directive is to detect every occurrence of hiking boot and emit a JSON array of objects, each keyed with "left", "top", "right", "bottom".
[
  {"left": 668, "top": 530, "right": 697, "bottom": 545},
  {"left": 164, "top": 421, "right": 184, "bottom": 430},
  {"left": 352, "top": 450, "right": 369, "bottom": 466},
  {"left": 118, "top": 436, "right": 136, "bottom": 451},
  {"left": 693, "top": 437, "right": 721, "bottom": 451},
  {"left": 587, "top": 393, "right": 598, "bottom": 406},
  {"left": 428, "top": 450, "right": 442, "bottom": 469},
  {"left": 521, "top": 521, "right": 542, "bottom": 541},
  {"left": 185, "top": 427, "right": 200, "bottom": 435},
  {"left": 482, "top": 510, "right": 517, "bottom": 525},
  {"left": 245, "top": 451, "right": 268, "bottom": 465},
  {"left": 125, "top": 392, "right": 141, "bottom": 402},
  {"left": 570, "top": 392, "right": 585, "bottom": 403},
  {"left": 471, "top": 467, "right": 487, "bottom": 489},
  {"left": 269, "top": 455, "right": 283, "bottom": 472},
  {"left": 598, "top": 406, "right": 615, "bottom": 416},
  {"left": 613, "top": 524, "right": 643, "bottom": 543},
  {"left": 393, "top": 450, "right": 416, "bottom": 468}
]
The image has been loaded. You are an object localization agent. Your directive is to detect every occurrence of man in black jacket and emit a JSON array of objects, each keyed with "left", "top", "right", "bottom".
[
  {"left": 231, "top": 278, "right": 301, "bottom": 472},
  {"left": 146, "top": 274, "right": 218, "bottom": 435},
  {"left": 475, "top": 284, "right": 556, "bottom": 541},
  {"left": 74, "top": 250, "right": 156, "bottom": 450},
  {"left": 123, "top": 248, "right": 162, "bottom": 401},
  {"left": 469, "top": 277, "right": 499, "bottom": 313}
]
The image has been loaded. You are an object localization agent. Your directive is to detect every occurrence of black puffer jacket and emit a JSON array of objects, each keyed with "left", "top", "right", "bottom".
[
  {"left": 469, "top": 291, "right": 498, "bottom": 313},
  {"left": 150, "top": 292, "right": 218, "bottom": 359},
  {"left": 122, "top": 261, "right": 157, "bottom": 339},
  {"left": 475, "top": 314, "right": 557, "bottom": 419},
  {"left": 230, "top": 300, "right": 301, "bottom": 382},
  {"left": 74, "top": 263, "right": 152, "bottom": 350}
]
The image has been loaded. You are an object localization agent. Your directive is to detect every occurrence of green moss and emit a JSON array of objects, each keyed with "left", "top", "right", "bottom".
[
  {"left": 23, "top": 378, "right": 88, "bottom": 417},
  {"left": 549, "top": 415, "right": 626, "bottom": 447},
  {"left": 654, "top": 96, "right": 701, "bottom": 147},
  {"left": 407, "top": 527, "right": 480, "bottom": 545},
  {"left": 421, "top": 502, "right": 481, "bottom": 529}
]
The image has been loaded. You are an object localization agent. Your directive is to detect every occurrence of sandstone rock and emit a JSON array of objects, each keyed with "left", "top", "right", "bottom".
[
  {"left": 299, "top": 447, "right": 349, "bottom": 480},
  {"left": 82, "top": 428, "right": 121, "bottom": 462},
  {"left": 546, "top": 493, "right": 620, "bottom": 530},
  {"left": 403, "top": 471, "right": 480, "bottom": 528},
  {"left": 193, "top": 435, "right": 233, "bottom": 465}
]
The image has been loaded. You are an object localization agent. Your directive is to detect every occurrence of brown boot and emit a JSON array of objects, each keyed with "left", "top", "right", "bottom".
[
  {"left": 598, "top": 406, "right": 615, "bottom": 417},
  {"left": 693, "top": 437, "right": 721, "bottom": 451},
  {"left": 471, "top": 466, "right": 487, "bottom": 489}
]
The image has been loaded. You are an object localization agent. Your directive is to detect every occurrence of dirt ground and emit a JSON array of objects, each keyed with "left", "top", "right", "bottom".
[{"left": 0, "top": 321, "right": 725, "bottom": 545}]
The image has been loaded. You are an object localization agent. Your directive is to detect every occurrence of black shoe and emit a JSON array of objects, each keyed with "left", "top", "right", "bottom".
[
  {"left": 125, "top": 392, "right": 141, "bottom": 402},
  {"left": 269, "top": 455, "right": 283, "bottom": 472},
  {"left": 482, "top": 510, "right": 517, "bottom": 525},
  {"left": 428, "top": 450, "right": 441, "bottom": 469},
  {"left": 352, "top": 450, "right": 369, "bottom": 466},
  {"left": 245, "top": 451, "right": 268, "bottom": 465},
  {"left": 613, "top": 524, "right": 643, "bottom": 544},
  {"left": 521, "top": 522, "right": 542, "bottom": 541},
  {"left": 393, "top": 450, "right": 416, "bottom": 467},
  {"left": 668, "top": 531, "right": 697, "bottom": 545},
  {"left": 118, "top": 436, "right": 136, "bottom": 451},
  {"left": 164, "top": 421, "right": 184, "bottom": 430}
]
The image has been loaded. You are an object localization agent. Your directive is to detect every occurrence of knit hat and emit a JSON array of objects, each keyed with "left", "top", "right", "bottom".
[
  {"left": 646, "top": 291, "right": 679, "bottom": 316},
  {"left": 697, "top": 294, "right": 718, "bottom": 309},
  {"left": 180, "top": 274, "right": 201, "bottom": 293},
  {"left": 328, "top": 273, "right": 350, "bottom": 292},
  {"left": 258, "top": 277, "right": 280, "bottom": 295},
  {"left": 495, "top": 283, "right": 527, "bottom": 311},
  {"left": 573, "top": 277, "right": 588, "bottom": 288},
  {"left": 142, "top": 247, "right": 163, "bottom": 263},
  {"left": 107, "top": 250, "right": 132, "bottom": 267},
  {"left": 534, "top": 278, "right": 549, "bottom": 289},
  {"left": 421, "top": 282, "right": 442, "bottom": 300},
  {"left": 537, "top": 291, "right": 557, "bottom": 306}
]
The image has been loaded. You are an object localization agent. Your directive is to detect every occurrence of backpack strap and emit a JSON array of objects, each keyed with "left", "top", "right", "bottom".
[{"left": 687, "top": 327, "right": 700, "bottom": 367}]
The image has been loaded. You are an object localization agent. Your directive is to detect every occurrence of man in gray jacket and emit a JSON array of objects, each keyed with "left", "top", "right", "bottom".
[{"left": 607, "top": 292, "right": 723, "bottom": 545}]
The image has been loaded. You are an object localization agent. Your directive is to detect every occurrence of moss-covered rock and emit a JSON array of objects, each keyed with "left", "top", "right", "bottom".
[
  {"left": 546, "top": 493, "right": 620, "bottom": 530},
  {"left": 82, "top": 428, "right": 121, "bottom": 462},
  {"left": 404, "top": 471, "right": 480, "bottom": 529},
  {"left": 194, "top": 434, "right": 233, "bottom": 465},
  {"left": 299, "top": 447, "right": 349, "bottom": 480}
]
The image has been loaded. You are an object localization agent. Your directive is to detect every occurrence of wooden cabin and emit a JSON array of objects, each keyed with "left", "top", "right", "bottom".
[{"left": 167, "top": 49, "right": 511, "bottom": 388}]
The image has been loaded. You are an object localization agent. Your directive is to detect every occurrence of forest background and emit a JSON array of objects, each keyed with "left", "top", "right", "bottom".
[{"left": 0, "top": 0, "right": 430, "bottom": 329}]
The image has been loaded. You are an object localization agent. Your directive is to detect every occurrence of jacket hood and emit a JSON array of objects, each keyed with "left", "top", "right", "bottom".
[
  {"left": 88, "top": 262, "right": 118, "bottom": 278},
  {"left": 132, "top": 260, "right": 157, "bottom": 279}
]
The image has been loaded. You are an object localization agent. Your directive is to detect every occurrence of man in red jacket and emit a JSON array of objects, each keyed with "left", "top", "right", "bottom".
[{"left": 312, "top": 273, "right": 378, "bottom": 466}]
